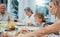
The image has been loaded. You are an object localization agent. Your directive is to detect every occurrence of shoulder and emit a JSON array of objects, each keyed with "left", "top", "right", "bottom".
[{"left": 5, "top": 12, "right": 11, "bottom": 15}]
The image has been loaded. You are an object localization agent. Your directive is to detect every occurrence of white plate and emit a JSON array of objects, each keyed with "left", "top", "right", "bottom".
[
  {"left": 16, "top": 26, "right": 40, "bottom": 31},
  {"left": 24, "top": 26, "right": 40, "bottom": 30},
  {"left": 15, "top": 22, "right": 26, "bottom": 26}
]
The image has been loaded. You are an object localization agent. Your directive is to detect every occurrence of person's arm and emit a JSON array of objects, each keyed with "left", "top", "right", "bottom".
[
  {"left": 44, "top": 24, "right": 59, "bottom": 35},
  {"left": 20, "top": 20, "right": 60, "bottom": 37},
  {"left": 34, "top": 20, "right": 60, "bottom": 36}
]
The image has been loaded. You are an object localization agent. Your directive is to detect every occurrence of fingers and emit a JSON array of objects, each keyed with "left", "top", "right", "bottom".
[{"left": 1, "top": 33, "right": 8, "bottom": 37}]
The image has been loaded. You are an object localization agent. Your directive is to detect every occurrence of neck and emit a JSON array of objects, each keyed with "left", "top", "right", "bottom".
[
  {"left": 1, "top": 12, "right": 5, "bottom": 16},
  {"left": 29, "top": 14, "right": 32, "bottom": 17}
]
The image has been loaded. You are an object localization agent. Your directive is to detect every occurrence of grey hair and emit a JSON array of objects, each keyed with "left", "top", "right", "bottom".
[{"left": 0, "top": 4, "right": 6, "bottom": 8}]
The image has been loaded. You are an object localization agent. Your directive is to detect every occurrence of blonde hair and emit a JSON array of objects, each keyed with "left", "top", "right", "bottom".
[
  {"left": 50, "top": 0, "right": 60, "bottom": 18},
  {"left": 50, "top": 0, "right": 60, "bottom": 6}
]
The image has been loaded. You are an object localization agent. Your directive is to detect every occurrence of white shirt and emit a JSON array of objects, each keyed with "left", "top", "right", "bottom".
[
  {"left": 23, "top": 14, "right": 35, "bottom": 24},
  {"left": 0, "top": 12, "right": 11, "bottom": 21}
]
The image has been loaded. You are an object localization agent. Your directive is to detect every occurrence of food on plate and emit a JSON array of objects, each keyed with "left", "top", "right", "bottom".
[
  {"left": 8, "top": 21, "right": 16, "bottom": 31},
  {"left": 20, "top": 29, "right": 29, "bottom": 34},
  {"left": 27, "top": 23, "right": 35, "bottom": 27},
  {"left": 9, "top": 26, "right": 16, "bottom": 31},
  {"left": 17, "top": 29, "right": 29, "bottom": 34},
  {"left": 9, "top": 21, "right": 15, "bottom": 27}
]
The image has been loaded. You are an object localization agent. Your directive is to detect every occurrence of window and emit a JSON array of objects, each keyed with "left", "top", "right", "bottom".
[
  {"left": 35, "top": 0, "right": 50, "bottom": 16},
  {"left": 11, "top": 0, "right": 19, "bottom": 18}
]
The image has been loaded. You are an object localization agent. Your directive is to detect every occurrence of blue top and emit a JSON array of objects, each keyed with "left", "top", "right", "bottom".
[{"left": 35, "top": 22, "right": 45, "bottom": 28}]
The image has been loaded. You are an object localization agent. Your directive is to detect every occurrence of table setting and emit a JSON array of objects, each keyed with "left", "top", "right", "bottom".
[
  {"left": 0, "top": 21, "right": 41, "bottom": 37},
  {"left": 0, "top": 21, "right": 60, "bottom": 37}
]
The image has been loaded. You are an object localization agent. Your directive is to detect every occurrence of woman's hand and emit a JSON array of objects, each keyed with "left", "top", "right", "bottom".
[
  {"left": 19, "top": 32, "right": 35, "bottom": 37},
  {"left": 18, "top": 34, "right": 30, "bottom": 37},
  {"left": 1, "top": 33, "right": 8, "bottom": 37}
]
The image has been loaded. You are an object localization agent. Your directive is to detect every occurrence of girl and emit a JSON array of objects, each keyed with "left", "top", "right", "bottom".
[
  {"left": 34, "top": 13, "right": 47, "bottom": 28},
  {"left": 27, "top": 13, "right": 47, "bottom": 27}
]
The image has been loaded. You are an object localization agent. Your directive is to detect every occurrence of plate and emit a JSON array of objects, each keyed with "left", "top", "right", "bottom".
[
  {"left": 16, "top": 26, "right": 40, "bottom": 31},
  {"left": 15, "top": 22, "right": 26, "bottom": 26}
]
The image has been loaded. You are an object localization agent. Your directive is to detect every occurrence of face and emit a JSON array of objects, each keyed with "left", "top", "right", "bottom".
[
  {"left": 25, "top": 10, "right": 32, "bottom": 17},
  {"left": 0, "top": 5, "right": 5, "bottom": 14},
  {"left": 34, "top": 16, "right": 42, "bottom": 23},
  {"left": 49, "top": 2, "right": 57, "bottom": 15}
]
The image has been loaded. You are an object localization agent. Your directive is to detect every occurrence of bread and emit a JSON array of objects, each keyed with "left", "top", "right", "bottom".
[
  {"left": 9, "top": 26, "right": 15, "bottom": 31},
  {"left": 18, "top": 29, "right": 29, "bottom": 34}
]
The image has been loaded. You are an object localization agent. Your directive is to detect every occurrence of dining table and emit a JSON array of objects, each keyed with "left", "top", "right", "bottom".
[
  {"left": 0, "top": 22, "right": 60, "bottom": 37},
  {"left": 0, "top": 22, "right": 40, "bottom": 37}
]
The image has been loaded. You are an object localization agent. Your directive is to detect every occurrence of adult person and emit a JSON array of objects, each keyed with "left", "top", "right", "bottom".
[
  {"left": 19, "top": 0, "right": 60, "bottom": 37},
  {"left": 23, "top": 7, "right": 35, "bottom": 26},
  {"left": 0, "top": 4, "right": 11, "bottom": 21}
]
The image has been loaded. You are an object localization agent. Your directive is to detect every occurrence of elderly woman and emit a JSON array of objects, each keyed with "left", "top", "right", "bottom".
[
  {"left": 23, "top": 7, "right": 35, "bottom": 26},
  {"left": 19, "top": 0, "right": 60, "bottom": 37}
]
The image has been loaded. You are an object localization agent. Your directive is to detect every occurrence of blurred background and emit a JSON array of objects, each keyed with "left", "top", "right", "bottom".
[{"left": 0, "top": 0, "right": 55, "bottom": 23}]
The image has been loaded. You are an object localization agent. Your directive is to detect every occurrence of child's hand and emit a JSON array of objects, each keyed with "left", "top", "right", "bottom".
[{"left": 27, "top": 23, "right": 35, "bottom": 27}]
